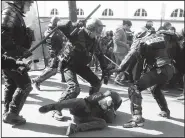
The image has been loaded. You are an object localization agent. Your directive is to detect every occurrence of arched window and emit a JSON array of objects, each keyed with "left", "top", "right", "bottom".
[
  {"left": 134, "top": 8, "right": 147, "bottom": 17},
  {"left": 171, "top": 9, "right": 184, "bottom": 17},
  {"left": 77, "top": 8, "right": 84, "bottom": 16},
  {"left": 102, "top": 9, "right": 114, "bottom": 16},
  {"left": 50, "top": 8, "right": 59, "bottom": 15}
]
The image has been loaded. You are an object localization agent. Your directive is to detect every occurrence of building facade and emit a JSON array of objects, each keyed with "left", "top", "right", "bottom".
[{"left": 37, "top": 1, "right": 184, "bottom": 33}]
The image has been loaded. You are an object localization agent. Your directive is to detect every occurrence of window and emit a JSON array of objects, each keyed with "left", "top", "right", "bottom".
[
  {"left": 77, "top": 8, "right": 84, "bottom": 16},
  {"left": 171, "top": 9, "right": 184, "bottom": 17},
  {"left": 50, "top": 8, "right": 59, "bottom": 15},
  {"left": 134, "top": 8, "right": 147, "bottom": 17},
  {"left": 102, "top": 9, "right": 114, "bottom": 16}
]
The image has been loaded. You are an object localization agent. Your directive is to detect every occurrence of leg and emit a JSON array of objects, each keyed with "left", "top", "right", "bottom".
[
  {"left": 150, "top": 84, "right": 170, "bottom": 118},
  {"left": 52, "top": 68, "right": 80, "bottom": 120},
  {"left": 2, "top": 70, "right": 17, "bottom": 115},
  {"left": 32, "top": 57, "right": 59, "bottom": 90},
  {"left": 59, "top": 69, "right": 80, "bottom": 101},
  {"left": 3, "top": 70, "right": 33, "bottom": 125},
  {"left": 75, "top": 65, "right": 101, "bottom": 95},
  {"left": 39, "top": 98, "right": 90, "bottom": 113},
  {"left": 123, "top": 65, "right": 174, "bottom": 128},
  {"left": 32, "top": 67, "right": 58, "bottom": 90}
]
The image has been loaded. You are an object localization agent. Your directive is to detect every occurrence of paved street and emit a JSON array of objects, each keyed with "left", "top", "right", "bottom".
[{"left": 1, "top": 71, "right": 184, "bottom": 137}]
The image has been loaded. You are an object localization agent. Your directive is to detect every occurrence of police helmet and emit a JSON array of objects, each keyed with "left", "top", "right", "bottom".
[
  {"left": 48, "top": 16, "right": 60, "bottom": 28},
  {"left": 86, "top": 18, "right": 105, "bottom": 31}
]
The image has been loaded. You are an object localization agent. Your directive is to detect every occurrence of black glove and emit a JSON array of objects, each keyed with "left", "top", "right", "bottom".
[{"left": 16, "top": 60, "right": 32, "bottom": 75}]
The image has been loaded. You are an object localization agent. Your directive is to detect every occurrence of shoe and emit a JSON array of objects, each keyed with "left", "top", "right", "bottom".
[
  {"left": 52, "top": 110, "right": 65, "bottom": 121},
  {"left": 39, "top": 104, "right": 56, "bottom": 113},
  {"left": 123, "top": 115, "right": 145, "bottom": 128},
  {"left": 66, "top": 123, "right": 78, "bottom": 136},
  {"left": 3, "top": 112, "right": 26, "bottom": 125},
  {"left": 158, "top": 110, "right": 170, "bottom": 119}
]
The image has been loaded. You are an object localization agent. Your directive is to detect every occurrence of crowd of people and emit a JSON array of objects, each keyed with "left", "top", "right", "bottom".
[{"left": 1, "top": 0, "right": 184, "bottom": 136}]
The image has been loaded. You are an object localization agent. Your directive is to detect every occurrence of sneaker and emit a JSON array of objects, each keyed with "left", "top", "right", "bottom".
[
  {"left": 123, "top": 116, "right": 145, "bottom": 128},
  {"left": 66, "top": 123, "right": 78, "bottom": 136},
  {"left": 158, "top": 110, "right": 170, "bottom": 119},
  {"left": 3, "top": 112, "right": 26, "bottom": 125}
]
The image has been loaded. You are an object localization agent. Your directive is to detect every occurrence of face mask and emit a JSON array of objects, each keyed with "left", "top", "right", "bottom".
[{"left": 98, "top": 96, "right": 112, "bottom": 110}]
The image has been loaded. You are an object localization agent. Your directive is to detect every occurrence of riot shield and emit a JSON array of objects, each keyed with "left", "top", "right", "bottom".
[{"left": 24, "top": 1, "right": 49, "bottom": 71}]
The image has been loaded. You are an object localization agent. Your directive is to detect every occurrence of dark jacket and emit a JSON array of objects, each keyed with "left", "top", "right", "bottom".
[
  {"left": 1, "top": 54, "right": 17, "bottom": 69},
  {"left": 1, "top": 2, "right": 32, "bottom": 58},
  {"left": 57, "top": 20, "right": 107, "bottom": 71},
  {"left": 118, "top": 33, "right": 172, "bottom": 72}
]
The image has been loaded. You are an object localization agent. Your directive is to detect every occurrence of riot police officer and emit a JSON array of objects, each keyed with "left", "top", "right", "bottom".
[
  {"left": 51, "top": 18, "right": 110, "bottom": 120},
  {"left": 32, "top": 16, "right": 65, "bottom": 90},
  {"left": 111, "top": 31, "right": 177, "bottom": 128},
  {"left": 1, "top": 0, "right": 34, "bottom": 125}
]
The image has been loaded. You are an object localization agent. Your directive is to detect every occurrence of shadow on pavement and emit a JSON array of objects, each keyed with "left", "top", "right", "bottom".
[
  {"left": 12, "top": 122, "right": 67, "bottom": 136},
  {"left": 7, "top": 110, "right": 184, "bottom": 137},
  {"left": 26, "top": 93, "right": 56, "bottom": 106},
  {"left": 108, "top": 111, "right": 184, "bottom": 137}
]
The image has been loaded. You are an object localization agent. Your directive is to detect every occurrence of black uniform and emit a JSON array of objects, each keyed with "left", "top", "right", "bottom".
[
  {"left": 56, "top": 21, "right": 109, "bottom": 102},
  {"left": 115, "top": 32, "right": 176, "bottom": 128},
  {"left": 1, "top": 2, "right": 33, "bottom": 117},
  {"left": 39, "top": 90, "right": 122, "bottom": 134},
  {"left": 32, "top": 28, "right": 65, "bottom": 89}
]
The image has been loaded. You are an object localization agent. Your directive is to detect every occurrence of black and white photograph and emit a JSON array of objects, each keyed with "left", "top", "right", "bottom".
[{"left": 1, "top": 0, "right": 184, "bottom": 137}]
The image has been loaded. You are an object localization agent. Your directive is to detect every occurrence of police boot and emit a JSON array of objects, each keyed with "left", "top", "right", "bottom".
[
  {"left": 6, "top": 84, "right": 33, "bottom": 125},
  {"left": 3, "top": 112, "right": 26, "bottom": 125},
  {"left": 123, "top": 85, "right": 145, "bottom": 128},
  {"left": 152, "top": 88, "right": 170, "bottom": 118},
  {"left": 66, "top": 123, "right": 79, "bottom": 136}
]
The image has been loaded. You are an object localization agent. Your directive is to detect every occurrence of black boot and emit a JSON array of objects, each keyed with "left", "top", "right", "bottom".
[
  {"left": 123, "top": 85, "right": 144, "bottom": 128},
  {"left": 151, "top": 86, "right": 170, "bottom": 119}
]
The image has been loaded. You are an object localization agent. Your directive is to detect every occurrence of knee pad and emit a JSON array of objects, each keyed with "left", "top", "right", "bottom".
[{"left": 128, "top": 85, "right": 142, "bottom": 103}]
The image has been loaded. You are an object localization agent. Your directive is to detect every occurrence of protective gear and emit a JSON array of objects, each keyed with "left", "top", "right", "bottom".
[
  {"left": 9, "top": 84, "right": 33, "bottom": 114},
  {"left": 110, "top": 90, "right": 122, "bottom": 110},
  {"left": 11, "top": 0, "right": 34, "bottom": 13},
  {"left": 3, "top": 112, "right": 26, "bottom": 125},
  {"left": 2, "top": 2, "right": 32, "bottom": 57},
  {"left": 151, "top": 85, "right": 170, "bottom": 118},
  {"left": 86, "top": 18, "right": 105, "bottom": 31},
  {"left": 128, "top": 85, "right": 142, "bottom": 116},
  {"left": 48, "top": 16, "right": 60, "bottom": 28}
]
